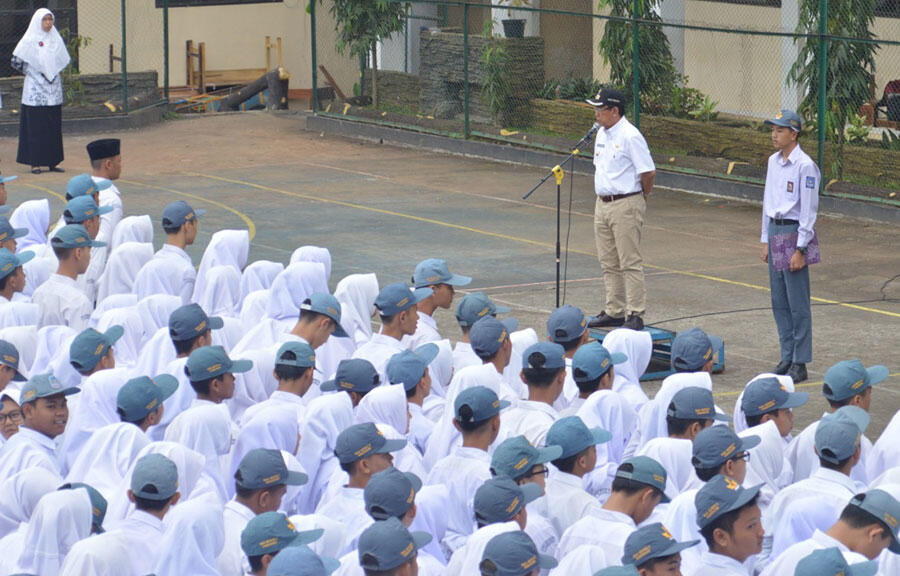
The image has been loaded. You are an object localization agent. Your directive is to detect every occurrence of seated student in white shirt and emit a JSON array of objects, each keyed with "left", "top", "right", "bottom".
[
  {"left": 354, "top": 282, "right": 433, "bottom": 383},
  {"left": 499, "top": 341, "right": 565, "bottom": 447},
  {"left": 0, "top": 373, "right": 79, "bottom": 479},
  {"left": 761, "top": 489, "right": 900, "bottom": 575},
  {"left": 451, "top": 291, "right": 517, "bottom": 372},
  {"left": 479, "top": 530, "right": 558, "bottom": 576},
  {"left": 559, "top": 456, "right": 669, "bottom": 561},
  {"left": 544, "top": 415, "right": 611, "bottom": 535},
  {"left": 184, "top": 344, "right": 253, "bottom": 407},
  {"left": 787, "top": 359, "right": 887, "bottom": 486},
  {"left": 565, "top": 340, "right": 626, "bottom": 416},
  {"left": 355, "top": 517, "right": 433, "bottom": 576},
  {"left": 316, "top": 422, "right": 408, "bottom": 556},
  {"left": 241, "top": 511, "right": 324, "bottom": 576},
  {"left": 793, "top": 547, "right": 880, "bottom": 576},
  {"left": 320, "top": 358, "right": 381, "bottom": 408},
  {"left": 134, "top": 200, "right": 205, "bottom": 304},
  {"left": 622, "top": 522, "right": 699, "bottom": 576},
  {"left": 404, "top": 258, "right": 471, "bottom": 349},
  {"left": 33, "top": 224, "right": 104, "bottom": 331},
  {"left": 740, "top": 375, "right": 809, "bottom": 442},
  {"left": 692, "top": 475, "right": 764, "bottom": 576},
  {"left": 218, "top": 448, "right": 308, "bottom": 576},
  {"left": 766, "top": 406, "right": 871, "bottom": 560},
  {"left": 61, "top": 195, "right": 113, "bottom": 304},
  {"left": 427, "top": 385, "right": 509, "bottom": 557},
  {"left": 241, "top": 341, "right": 317, "bottom": 427},
  {"left": 386, "top": 344, "right": 439, "bottom": 455},
  {"left": 0, "top": 248, "right": 34, "bottom": 305},
  {"left": 546, "top": 304, "right": 590, "bottom": 411}
]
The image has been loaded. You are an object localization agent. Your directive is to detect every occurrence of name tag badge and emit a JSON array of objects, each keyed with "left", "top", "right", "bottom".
[
  {"left": 805, "top": 176, "right": 816, "bottom": 189},
  {"left": 786, "top": 181, "right": 794, "bottom": 193}
]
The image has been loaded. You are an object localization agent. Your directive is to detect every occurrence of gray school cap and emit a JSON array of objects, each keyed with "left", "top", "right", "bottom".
[
  {"left": 234, "top": 448, "right": 308, "bottom": 491},
  {"left": 299, "top": 293, "right": 348, "bottom": 338},
  {"left": 275, "top": 341, "right": 316, "bottom": 369},
  {"left": 794, "top": 548, "right": 878, "bottom": 576},
  {"left": 765, "top": 109, "right": 803, "bottom": 132},
  {"left": 741, "top": 376, "right": 809, "bottom": 417},
  {"left": 572, "top": 341, "right": 626, "bottom": 383},
  {"left": 667, "top": 387, "right": 730, "bottom": 422},
  {"left": 116, "top": 374, "right": 179, "bottom": 422},
  {"left": 19, "top": 373, "right": 80, "bottom": 404},
  {"left": 474, "top": 476, "right": 542, "bottom": 525},
  {"left": 185, "top": 345, "right": 253, "bottom": 382},
  {"left": 51, "top": 224, "right": 106, "bottom": 249},
  {"left": 386, "top": 344, "right": 439, "bottom": 391},
  {"left": 547, "top": 304, "right": 588, "bottom": 342},
  {"left": 168, "top": 303, "right": 224, "bottom": 341},
  {"left": 358, "top": 517, "right": 432, "bottom": 572},
  {"left": 469, "top": 316, "right": 516, "bottom": 357},
  {"left": 374, "top": 282, "right": 432, "bottom": 316},
  {"left": 320, "top": 358, "right": 380, "bottom": 393},
  {"left": 622, "top": 522, "right": 698, "bottom": 567},
  {"left": 65, "top": 173, "right": 111, "bottom": 200},
  {"left": 692, "top": 425, "right": 760, "bottom": 470},
  {"left": 847, "top": 489, "right": 900, "bottom": 553},
  {"left": 364, "top": 466, "right": 422, "bottom": 521},
  {"left": 130, "top": 453, "right": 179, "bottom": 501},
  {"left": 454, "top": 385, "right": 510, "bottom": 425},
  {"left": 0, "top": 339, "right": 27, "bottom": 381},
  {"left": 546, "top": 415, "right": 611, "bottom": 459},
  {"left": 59, "top": 482, "right": 107, "bottom": 533},
  {"left": 412, "top": 258, "right": 472, "bottom": 288},
  {"left": 0, "top": 217, "right": 27, "bottom": 244},
  {"left": 241, "top": 512, "right": 323, "bottom": 557},
  {"left": 523, "top": 341, "right": 566, "bottom": 372},
  {"left": 267, "top": 545, "right": 340, "bottom": 576},
  {"left": 615, "top": 456, "right": 670, "bottom": 502},
  {"left": 455, "top": 292, "right": 513, "bottom": 328},
  {"left": 480, "top": 530, "right": 558, "bottom": 576},
  {"left": 491, "top": 435, "right": 563, "bottom": 480},
  {"left": 63, "top": 195, "right": 112, "bottom": 224},
  {"left": 334, "top": 422, "right": 407, "bottom": 464},
  {"left": 823, "top": 359, "right": 890, "bottom": 402},
  {"left": 695, "top": 474, "right": 763, "bottom": 529},
  {"left": 815, "top": 405, "right": 870, "bottom": 465},
  {"left": 0, "top": 248, "right": 33, "bottom": 282},
  {"left": 69, "top": 326, "right": 123, "bottom": 373},
  {"left": 161, "top": 200, "right": 205, "bottom": 229},
  {"left": 670, "top": 327, "right": 723, "bottom": 372}
]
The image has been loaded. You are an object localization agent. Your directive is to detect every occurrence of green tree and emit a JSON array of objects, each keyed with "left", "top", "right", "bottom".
[
  {"left": 322, "top": 0, "right": 409, "bottom": 107},
  {"left": 789, "top": 0, "right": 878, "bottom": 180}
]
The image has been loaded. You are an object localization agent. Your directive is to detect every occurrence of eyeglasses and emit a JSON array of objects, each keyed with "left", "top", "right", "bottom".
[
  {"left": 0, "top": 410, "right": 23, "bottom": 424},
  {"left": 731, "top": 452, "right": 751, "bottom": 463},
  {"left": 523, "top": 466, "right": 549, "bottom": 479}
]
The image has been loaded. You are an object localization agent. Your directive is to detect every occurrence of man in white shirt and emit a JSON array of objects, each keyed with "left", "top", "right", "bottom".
[
  {"left": 544, "top": 415, "right": 611, "bottom": 534},
  {"left": 451, "top": 291, "right": 517, "bottom": 372},
  {"left": 134, "top": 200, "right": 205, "bottom": 303},
  {"left": 241, "top": 511, "right": 324, "bottom": 576},
  {"left": 740, "top": 375, "right": 809, "bottom": 442},
  {"left": 62, "top": 194, "right": 113, "bottom": 304},
  {"left": 622, "top": 522, "right": 699, "bottom": 575},
  {"left": 0, "top": 247, "right": 33, "bottom": 304},
  {"left": 353, "top": 281, "right": 432, "bottom": 383},
  {"left": 87, "top": 138, "right": 124, "bottom": 240},
  {"left": 546, "top": 304, "right": 590, "bottom": 411},
  {"left": 33, "top": 224, "right": 104, "bottom": 330},
  {"left": 692, "top": 475, "right": 764, "bottom": 576},
  {"left": 241, "top": 341, "right": 316, "bottom": 426},
  {"left": 761, "top": 489, "right": 900, "bottom": 575},
  {"left": 404, "top": 258, "right": 471, "bottom": 349},
  {"left": 480, "top": 530, "right": 559, "bottom": 576},
  {"left": 354, "top": 517, "right": 432, "bottom": 576},
  {"left": 566, "top": 340, "right": 626, "bottom": 416},
  {"left": 184, "top": 344, "right": 254, "bottom": 406},
  {"left": 386, "top": 343, "right": 439, "bottom": 454},
  {"left": 0, "top": 214, "right": 28, "bottom": 254},
  {"left": 499, "top": 341, "right": 565, "bottom": 446},
  {"left": 218, "top": 448, "right": 308, "bottom": 576}
]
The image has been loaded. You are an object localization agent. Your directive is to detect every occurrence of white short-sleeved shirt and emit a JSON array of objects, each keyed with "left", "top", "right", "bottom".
[
  {"left": 545, "top": 471, "right": 604, "bottom": 535},
  {"left": 352, "top": 333, "right": 407, "bottom": 384},
  {"left": 690, "top": 550, "right": 750, "bottom": 576},
  {"left": 32, "top": 273, "right": 92, "bottom": 331},
  {"left": 426, "top": 446, "right": 493, "bottom": 555},
  {"left": 593, "top": 116, "right": 655, "bottom": 197},
  {"left": 314, "top": 486, "right": 371, "bottom": 557},
  {"left": 401, "top": 311, "right": 441, "bottom": 350},
  {"left": 760, "top": 145, "right": 820, "bottom": 248},
  {"left": 786, "top": 415, "right": 872, "bottom": 485},
  {"left": 108, "top": 509, "right": 165, "bottom": 576},
  {"left": 558, "top": 507, "right": 635, "bottom": 560},
  {"left": 217, "top": 499, "right": 255, "bottom": 576},
  {"left": 498, "top": 400, "right": 558, "bottom": 447}
]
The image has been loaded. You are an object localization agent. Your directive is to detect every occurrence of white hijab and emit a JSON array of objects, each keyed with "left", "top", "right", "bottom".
[
  {"left": 240, "top": 289, "right": 271, "bottom": 333},
  {"left": 240, "top": 260, "right": 283, "bottom": 301},
  {"left": 133, "top": 257, "right": 184, "bottom": 301},
  {"left": 732, "top": 373, "right": 795, "bottom": 434},
  {"left": 266, "top": 261, "right": 329, "bottom": 322},
  {"left": 15, "top": 488, "right": 93, "bottom": 576},
  {"left": 547, "top": 544, "right": 608, "bottom": 576},
  {"left": 109, "top": 215, "right": 153, "bottom": 253},
  {"left": 427, "top": 338, "right": 454, "bottom": 399},
  {"left": 96, "top": 307, "right": 143, "bottom": 369},
  {"left": 59, "top": 531, "right": 134, "bottom": 576},
  {"left": 229, "top": 405, "right": 299, "bottom": 493},
  {"left": 0, "top": 302, "right": 40, "bottom": 329},
  {"left": 196, "top": 265, "right": 241, "bottom": 318},
  {"left": 13, "top": 9, "right": 70, "bottom": 80},
  {"left": 0, "top": 326, "right": 37, "bottom": 374},
  {"left": 29, "top": 324, "right": 76, "bottom": 377},
  {"left": 279, "top": 451, "right": 309, "bottom": 517},
  {"left": 131, "top": 325, "right": 176, "bottom": 380},
  {"left": 356, "top": 384, "right": 410, "bottom": 435},
  {"left": 603, "top": 328, "right": 653, "bottom": 410},
  {"left": 22, "top": 254, "right": 56, "bottom": 296},
  {"left": 10, "top": 198, "right": 50, "bottom": 253},
  {"left": 333, "top": 273, "right": 378, "bottom": 345},
  {"left": 96, "top": 242, "right": 154, "bottom": 303},
  {"left": 578, "top": 389, "right": 638, "bottom": 465},
  {"left": 869, "top": 409, "right": 900, "bottom": 482},
  {"left": 740, "top": 420, "right": 785, "bottom": 513},
  {"left": 64, "top": 422, "right": 151, "bottom": 504},
  {"left": 135, "top": 294, "right": 183, "bottom": 342},
  {"left": 636, "top": 371, "right": 713, "bottom": 451},
  {"left": 164, "top": 404, "right": 233, "bottom": 502},
  {"left": 91, "top": 293, "right": 138, "bottom": 327},
  {"left": 192, "top": 229, "right": 249, "bottom": 303},
  {"left": 295, "top": 392, "right": 354, "bottom": 513},
  {"left": 291, "top": 245, "right": 332, "bottom": 281},
  {"left": 155, "top": 499, "right": 225, "bottom": 576},
  {"left": 0, "top": 468, "right": 60, "bottom": 539}
]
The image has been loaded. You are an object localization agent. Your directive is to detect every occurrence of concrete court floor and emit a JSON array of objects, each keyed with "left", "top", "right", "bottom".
[{"left": 1, "top": 111, "right": 897, "bottom": 438}]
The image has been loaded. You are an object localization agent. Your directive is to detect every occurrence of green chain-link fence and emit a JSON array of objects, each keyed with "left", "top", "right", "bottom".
[{"left": 311, "top": 0, "right": 900, "bottom": 202}]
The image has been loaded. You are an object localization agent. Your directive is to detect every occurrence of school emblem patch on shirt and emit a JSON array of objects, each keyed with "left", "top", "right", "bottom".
[
  {"left": 786, "top": 181, "right": 793, "bottom": 193},
  {"left": 805, "top": 176, "right": 816, "bottom": 189}
]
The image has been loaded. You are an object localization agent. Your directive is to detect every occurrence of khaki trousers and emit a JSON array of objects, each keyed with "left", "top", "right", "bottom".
[{"left": 593, "top": 193, "right": 647, "bottom": 317}]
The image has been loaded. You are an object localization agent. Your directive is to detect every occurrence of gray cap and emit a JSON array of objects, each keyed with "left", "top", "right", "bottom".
[
  {"left": 480, "top": 530, "right": 558, "bottom": 576},
  {"left": 168, "top": 303, "right": 224, "bottom": 341},
  {"left": 474, "top": 476, "right": 542, "bottom": 525},
  {"left": 695, "top": 474, "right": 763, "bottom": 529},
  {"left": 670, "top": 328, "right": 722, "bottom": 372},
  {"left": 765, "top": 109, "right": 803, "bottom": 132},
  {"left": 622, "top": 522, "right": 698, "bottom": 567},
  {"left": 358, "top": 518, "right": 432, "bottom": 572},
  {"left": 412, "top": 258, "right": 472, "bottom": 288},
  {"left": 116, "top": 375, "right": 179, "bottom": 422},
  {"left": 364, "top": 466, "right": 422, "bottom": 521},
  {"left": 241, "top": 512, "right": 323, "bottom": 557},
  {"left": 546, "top": 415, "right": 611, "bottom": 459},
  {"left": 692, "top": 425, "right": 760, "bottom": 470},
  {"left": 455, "top": 292, "right": 514, "bottom": 328},
  {"left": 547, "top": 305, "right": 587, "bottom": 342},
  {"left": 69, "top": 326, "right": 123, "bottom": 373},
  {"left": 299, "top": 293, "right": 348, "bottom": 338},
  {"left": 470, "top": 316, "right": 516, "bottom": 357},
  {"left": 454, "top": 385, "right": 509, "bottom": 425},
  {"left": 320, "top": 358, "right": 380, "bottom": 393},
  {"left": 131, "top": 453, "right": 178, "bottom": 501},
  {"left": 267, "top": 546, "right": 340, "bottom": 576},
  {"left": 667, "top": 386, "right": 730, "bottom": 422},
  {"left": 0, "top": 339, "right": 27, "bottom": 381},
  {"left": 846, "top": 489, "right": 900, "bottom": 554},
  {"left": 334, "top": 422, "right": 407, "bottom": 464},
  {"left": 161, "top": 200, "right": 205, "bottom": 229},
  {"left": 615, "top": 456, "right": 670, "bottom": 503},
  {"left": 794, "top": 548, "right": 878, "bottom": 576},
  {"left": 815, "top": 406, "right": 870, "bottom": 465},
  {"left": 234, "top": 448, "right": 308, "bottom": 491},
  {"left": 20, "top": 373, "right": 80, "bottom": 404},
  {"left": 491, "top": 435, "right": 563, "bottom": 481},
  {"left": 522, "top": 342, "right": 566, "bottom": 372}
]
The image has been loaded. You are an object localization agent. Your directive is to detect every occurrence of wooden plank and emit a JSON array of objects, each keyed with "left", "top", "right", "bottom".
[
  {"left": 318, "top": 65, "right": 346, "bottom": 101},
  {"left": 204, "top": 68, "right": 268, "bottom": 87}
]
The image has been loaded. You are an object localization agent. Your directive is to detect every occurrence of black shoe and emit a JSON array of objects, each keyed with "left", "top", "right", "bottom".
[
  {"left": 622, "top": 314, "right": 644, "bottom": 331},
  {"left": 588, "top": 312, "right": 625, "bottom": 328},
  {"left": 787, "top": 363, "right": 808, "bottom": 383},
  {"left": 48, "top": 166, "right": 65, "bottom": 173},
  {"left": 774, "top": 359, "right": 792, "bottom": 375}
]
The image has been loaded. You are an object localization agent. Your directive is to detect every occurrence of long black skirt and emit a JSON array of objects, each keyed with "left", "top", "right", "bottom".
[{"left": 17, "top": 104, "right": 64, "bottom": 168}]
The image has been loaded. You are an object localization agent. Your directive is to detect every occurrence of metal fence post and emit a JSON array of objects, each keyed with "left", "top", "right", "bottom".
[
  {"left": 632, "top": 0, "right": 641, "bottom": 128},
  {"left": 817, "top": 0, "right": 827, "bottom": 180},
  {"left": 463, "top": 2, "right": 470, "bottom": 138},
  {"left": 121, "top": 0, "right": 128, "bottom": 114},
  {"left": 163, "top": 0, "right": 169, "bottom": 101},
  {"left": 311, "top": 0, "right": 319, "bottom": 112}
]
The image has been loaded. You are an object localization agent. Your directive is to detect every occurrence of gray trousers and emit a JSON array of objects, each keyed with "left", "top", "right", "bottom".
[{"left": 767, "top": 221, "right": 812, "bottom": 364}]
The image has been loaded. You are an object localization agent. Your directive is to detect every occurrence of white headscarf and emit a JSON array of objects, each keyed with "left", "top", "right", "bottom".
[
  {"left": 240, "top": 260, "right": 283, "bottom": 301},
  {"left": 868, "top": 409, "right": 900, "bottom": 482},
  {"left": 578, "top": 389, "right": 638, "bottom": 465},
  {"left": 96, "top": 307, "right": 143, "bottom": 369},
  {"left": 428, "top": 338, "right": 454, "bottom": 399},
  {"left": 240, "top": 289, "right": 271, "bottom": 333},
  {"left": 15, "top": 488, "right": 93, "bottom": 576},
  {"left": 333, "top": 273, "right": 378, "bottom": 345},
  {"left": 58, "top": 531, "right": 133, "bottom": 576},
  {"left": 0, "top": 302, "right": 40, "bottom": 329},
  {"left": 133, "top": 257, "right": 185, "bottom": 302},
  {"left": 0, "top": 326, "right": 37, "bottom": 374},
  {"left": 91, "top": 294, "right": 139, "bottom": 328},
  {"left": 155, "top": 499, "right": 225, "bottom": 576},
  {"left": 291, "top": 246, "right": 332, "bottom": 281},
  {"left": 229, "top": 405, "right": 299, "bottom": 493},
  {"left": 295, "top": 392, "right": 354, "bottom": 513},
  {"left": 266, "top": 262, "right": 329, "bottom": 322},
  {"left": 131, "top": 326, "right": 176, "bottom": 380},
  {"left": 10, "top": 199, "right": 50, "bottom": 253},
  {"left": 12, "top": 9, "right": 71, "bottom": 80},
  {"left": 196, "top": 265, "right": 241, "bottom": 318},
  {"left": 109, "top": 215, "right": 153, "bottom": 253},
  {"left": 603, "top": 328, "right": 652, "bottom": 410},
  {"left": 135, "top": 294, "right": 182, "bottom": 342},
  {"left": 732, "top": 373, "right": 795, "bottom": 435},
  {"left": 96, "top": 242, "right": 154, "bottom": 303},
  {"left": 164, "top": 404, "right": 233, "bottom": 502},
  {"left": 356, "top": 384, "right": 409, "bottom": 435},
  {"left": 506, "top": 328, "right": 539, "bottom": 399},
  {"left": 740, "top": 420, "right": 785, "bottom": 513},
  {"left": 64, "top": 423, "right": 151, "bottom": 504},
  {"left": 29, "top": 324, "right": 76, "bottom": 376},
  {"left": 192, "top": 229, "right": 249, "bottom": 303},
  {"left": 279, "top": 451, "right": 308, "bottom": 517},
  {"left": 637, "top": 436, "right": 700, "bottom": 500},
  {"left": 635, "top": 371, "right": 713, "bottom": 451},
  {"left": 22, "top": 254, "right": 56, "bottom": 297},
  {"left": 0, "top": 468, "right": 60, "bottom": 539}
]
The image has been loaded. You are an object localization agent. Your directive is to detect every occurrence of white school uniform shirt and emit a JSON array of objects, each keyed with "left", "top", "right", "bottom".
[
  {"left": 452, "top": 341, "right": 480, "bottom": 373},
  {"left": 525, "top": 508, "right": 560, "bottom": 560},
  {"left": 96, "top": 178, "right": 123, "bottom": 242},
  {"left": 786, "top": 415, "right": 872, "bottom": 485},
  {"left": 147, "top": 244, "right": 197, "bottom": 304},
  {"left": 0, "top": 425, "right": 63, "bottom": 480},
  {"left": 32, "top": 273, "right": 92, "bottom": 330},
  {"left": 408, "top": 402, "right": 434, "bottom": 455},
  {"left": 334, "top": 548, "right": 444, "bottom": 576},
  {"left": 401, "top": 311, "right": 441, "bottom": 349},
  {"left": 760, "top": 529, "right": 869, "bottom": 576},
  {"left": 544, "top": 470, "right": 604, "bottom": 535},
  {"left": 498, "top": 400, "right": 558, "bottom": 447},
  {"left": 445, "top": 521, "right": 519, "bottom": 576},
  {"left": 216, "top": 499, "right": 255, "bottom": 576},
  {"left": 149, "top": 356, "right": 192, "bottom": 441},
  {"left": 314, "top": 486, "right": 371, "bottom": 557},
  {"left": 552, "top": 359, "right": 578, "bottom": 412},
  {"left": 352, "top": 332, "right": 408, "bottom": 384},
  {"left": 558, "top": 507, "right": 635, "bottom": 560},
  {"left": 690, "top": 551, "right": 750, "bottom": 576},
  {"left": 109, "top": 509, "right": 166, "bottom": 576},
  {"left": 664, "top": 488, "right": 706, "bottom": 575},
  {"left": 426, "top": 446, "right": 493, "bottom": 555},
  {"left": 593, "top": 115, "right": 655, "bottom": 196},
  {"left": 760, "top": 144, "right": 820, "bottom": 248},
  {"left": 241, "top": 390, "right": 307, "bottom": 428}
]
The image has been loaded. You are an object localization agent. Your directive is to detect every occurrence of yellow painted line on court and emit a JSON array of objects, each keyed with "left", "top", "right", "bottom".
[
  {"left": 189, "top": 171, "right": 900, "bottom": 320},
  {"left": 119, "top": 178, "right": 256, "bottom": 241},
  {"left": 713, "top": 372, "right": 900, "bottom": 398},
  {"left": 22, "top": 182, "right": 65, "bottom": 202}
]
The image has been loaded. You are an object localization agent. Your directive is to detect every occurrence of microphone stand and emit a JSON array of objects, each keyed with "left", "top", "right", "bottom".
[{"left": 523, "top": 129, "right": 596, "bottom": 308}]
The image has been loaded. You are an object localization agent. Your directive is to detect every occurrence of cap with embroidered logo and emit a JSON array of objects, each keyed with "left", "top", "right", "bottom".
[
  {"left": 469, "top": 316, "right": 516, "bottom": 357},
  {"left": 130, "top": 453, "right": 179, "bottom": 501},
  {"left": 0, "top": 248, "right": 33, "bottom": 284},
  {"left": 815, "top": 405, "right": 870, "bottom": 466},
  {"left": 185, "top": 345, "right": 253, "bottom": 382},
  {"left": 846, "top": 489, "right": 900, "bottom": 553},
  {"left": 275, "top": 341, "right": 316, "bottom": 370},
  {"left": 522, "top": 341, "right": 566, "bottom": 373},
  {"left": 334, "top": 422, "right": 407, "bottom": 464},
  {"left": 168, "top": 303, "right": 224, "bottom": 342},
  {"left": 374, "top": 282, "right": 432, "bottom": 317},
  {"left": 572, "top": 341, "right": 626, "bottom": 383},
  {"left": 116, "top": 374, "right": 178, "bottom": 422},
  {"left": 491, "top": 435, "right": 563, "bottom": 480},
  {"left": 622, "top": 522, "right": 698, "bottom": 567},
  {"left": 240, "top": 511, "right": 324, "bottom": 558},
  {"left": 412, "top": 258, "right": 472, "bottom": 288},
  {"left": 823, "top": 359, "right": 890, "bottom": 402},
  {"left": 299, "top": 292, "right": 348, "bottom": 338},
  {"left": 695, "top": 474, "right": 763, "bottom": 529},
  {"left": 692, "top": 425, "right": 760, "bottom": 470},
  {"left": 69, "top": 326, "right": 123, "bottom": 373},
  {"left": 63, "top": 195, "right": 112, "bottom": 224},
  {"left": 479, "top": 530, "right": 558, "bottom": 576},
  {"left": 474, "top": 476, "right": 543, "bottom": 525},
  {"left": 161, "top": 200, "right": 205, "bottom": 230},
  {"left": 547, "top": 304, "right": 588, "bottom": 343},
  {"left": 794, "top": 547, "right": 879, "bottom": 576},
  {"left": 51, "top": 224, "right": 106, "bottom": 249},
  {"left": 454, "top": 385, "right": 510, "bottom": 426},
  {"left": 65, "top": 173, "right": 111, "bottom": 200},
  {"left": 586, "top": 87, "right": 626, "bottom": 109},
  {"left": 386, "top": 344, "right": 439, "bottom": 391},
  {"left": 0, "top": 218, "right": 28, "bottom": 245},
  {"left": 358, "top": 517, "right": 432, "bottom": 572},
  {"left": 234, "top": 448, "right": 308, "bottom": 491},
  {"left": 455, "top": 292, "right": 514, "bottom": 328},
  {"left": 364, "top": 466, "right": 422, "bottom": 521},
  {"left": 667, "top": 386, "right": 730, "bottom": 422},
  {"left": 765, "top": 109, "right": 803, "bottom": 132},
  {"left": 59, "top": 482, "right": 107, "bottom": 533},
  {"left": 320, "top": 358, "right": 380, "bottom": 393},
  {"left": 741, "top": 376, "right": 809, "bottom": 417},
  {"left": 671, "top": 328, "right": 723, "bottom": 372},
  {"left": 547, "top": 416, "right": 611, "bottom": 459},
  {"left": 266, "top": 545, "right": 341, "bottom": 576},
  {"left": 0, "top": 338, "right": 27, "bottom": 381},
  {"left": 19, "top": 373, "right": 80, "bottom": 404},
  {"left": 615, "top": 456, "right": 670, "bottom": 502}
]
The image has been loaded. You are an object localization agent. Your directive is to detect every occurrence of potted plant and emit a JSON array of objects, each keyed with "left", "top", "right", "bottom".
[{"left": 499, "top": 0, "right": 531, "bottom": 38}]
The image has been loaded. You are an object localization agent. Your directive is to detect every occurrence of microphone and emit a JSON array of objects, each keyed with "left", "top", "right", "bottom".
[{"left": 580, "top": 122, "right": 600, "bottom": 143}]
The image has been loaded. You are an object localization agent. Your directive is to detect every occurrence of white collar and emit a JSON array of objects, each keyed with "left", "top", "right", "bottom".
[
  {"left": 811, "top": 529, "right": 849, "bottom": 551},
  {"left": 595, "top": 507, "right": 636, "bottom": 527},
  {"left": 17, "top": 425, "right": 58, "bottom": 451},
  {"left": 269, "top": 390, "right": 305, "bottom": 404},
  {"left": 127, "top": 509, "right": 164, "bottom": 531},
  {"left": 369, "top": 333, "right": 405, "bottom": 349},
  {"left": 157, "top": 244, "right": 191, "bottom": 262},
  {"left": 226, "top": 499, "right": 256, "bottom": 521},
  {"left": 553, "top": 470, "right": 585, "bottom": 489},
  {"left": 518, "top": 400, "right": 558, "bottom": 417},
  {"left": 811, "top": 467, "right": 858, "bottom": 492},
  {"left": 339, "top": 486, "right": 365, "bottom": 500},
  {"left": 452, "top": 446, "right": 491, "bottom": 462},
  {"left": 699, "top": 551, "right": 748, "bottom": 573},
  {"left": 417, "top": 311, "right": 437, "bottom": 330},
  {"left": 48, "top": 273, "right": 78, "bottom": 287}
]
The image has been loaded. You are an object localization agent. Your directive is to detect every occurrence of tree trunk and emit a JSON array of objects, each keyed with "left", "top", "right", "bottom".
[
  {"left": 219, "top": 67, "right": 290, "bottom": 112},
  {"left": 371, "top": 42, "right": 379, "bottom": 109}
]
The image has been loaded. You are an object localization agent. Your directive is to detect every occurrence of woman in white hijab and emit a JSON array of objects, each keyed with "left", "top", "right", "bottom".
[
  {"left": 333, "top": 273, "right": 378, "bottom": 348},
  {"left": 134, "top": 293, "right": 182, "bottom": 343},
  {"left": 740, "top": 419, "right": 787, "bottom": 514},
  {"left": 0, "top": 467, "right": 59, "bottom": 539},
  {"left": 295, "top": 391, "right": 354, "bottom": 514},
  {"left": 91, "top": 293, "right": 138, "bottom": 327},
  {"left": 602, "top": 328, "right": 652, "bottom": 410},
  {"left": 240, "top": 288, "right": 271, "bottom": 332},
  {"left": 96, "top": 242, "right": 154, "bottom": 302},
  {"left": 577, "top": 389, "right": 638, "bottom": 499},
  {"left": 12, "top": 488, "right": 93, "bottom": 576},
  {"left": 155, "top": 499, "right": 225, "bottom": 576},
  {"left": 164, "top": 404, "right": 234, "bottom": 502},
  {"left": 131, "top": 326, "right": 176, "bottom": 380},
  {"left": 108, "top": 214, "right": 153, "bottom": 253},
  {"left": 10, "top": 198, "right": 50, "bottom": 253},
  {"left": 64, "top": 421, "right": 151, "bottom": 503},
  {"left": 191, "top": 229, "right": 249, "bottom": 303},
  {"left": 196, "top": 265, "right": 242, "bottom": 318},
  {"left": 12, "top": 8, "right": 70, "bottom": 174},
  {"left": 291, "top": 245, "right": 333, "bottom": 281},
  {"left": 95, "top": 306, "right": 143, "bottom": 369},
  {"left": 28, "top": 324, "right": 75, "bottom": 378},
  {"left": 59, "top": 531, "right": 134, "bottom": 576},
  {"left": 0, "top": 325, "right": 37, "bottom": 372},
  {"left": 240, "top": 260, "right": 283, "bottom": 302},
  {"left": 629, "top": 370, "right": 714, "bottom": 456}
]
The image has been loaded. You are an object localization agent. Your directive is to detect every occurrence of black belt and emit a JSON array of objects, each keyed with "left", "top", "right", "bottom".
[
  {"left": 599, "top": 191, "right": 642, "bottom": 203},
  {"left": 770, "top": 217, "right": 799, "bottom": 225}
]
